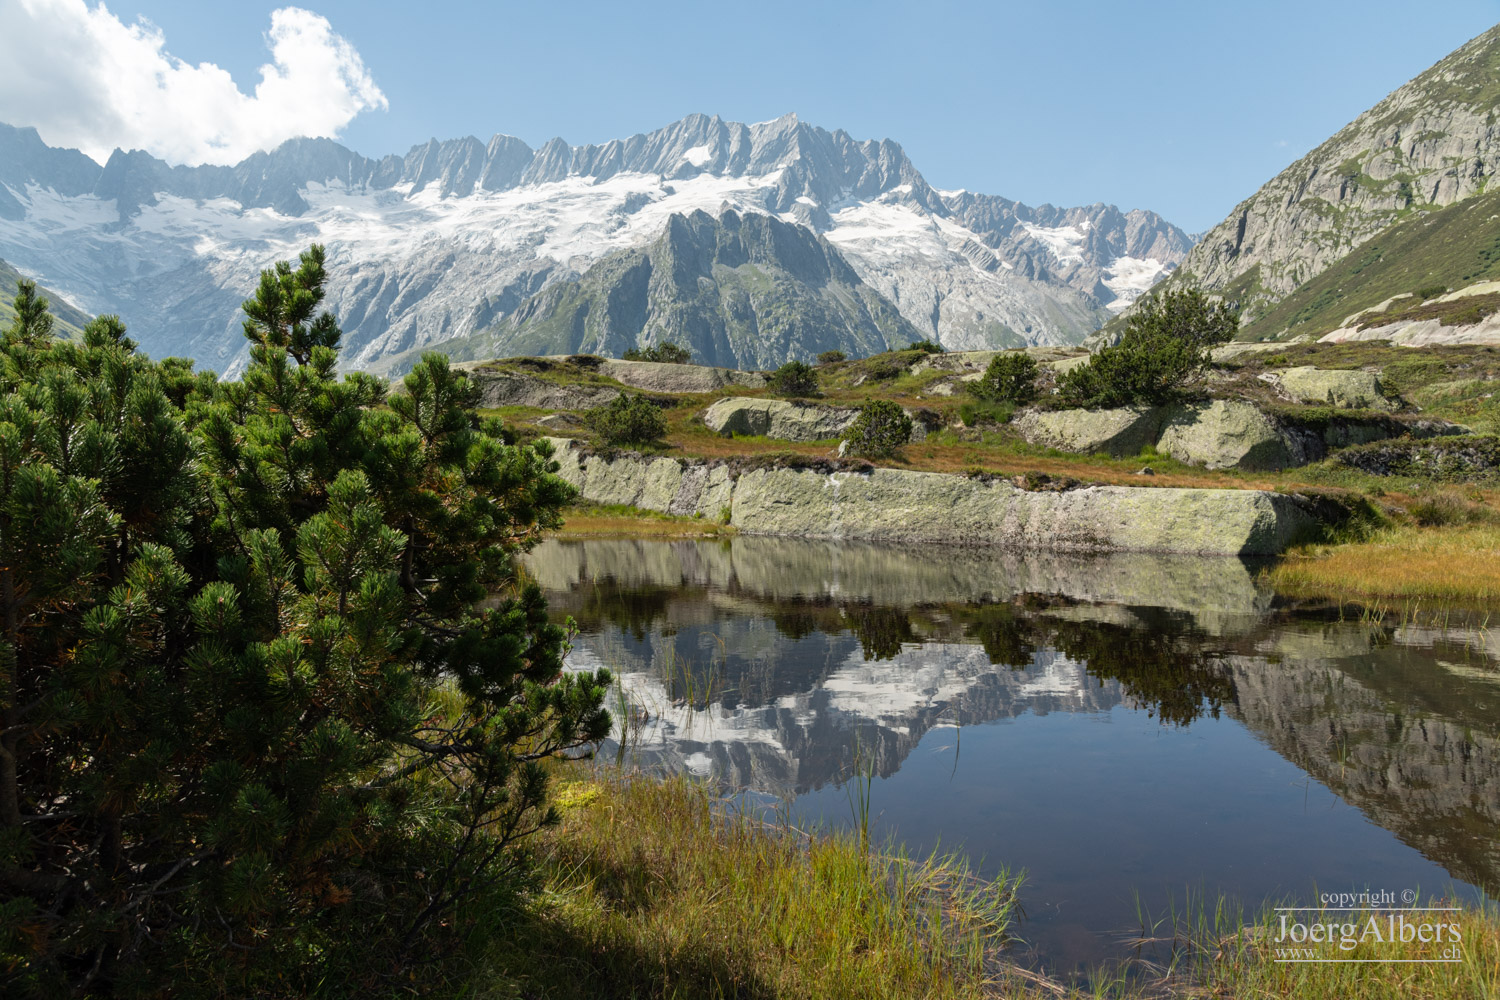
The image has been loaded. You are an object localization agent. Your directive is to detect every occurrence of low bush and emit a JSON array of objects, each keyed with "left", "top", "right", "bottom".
[
  {"left": 1409, "top": 493, "right": 1483, "bottom": 527},
  {"left": 587, "top": 393, "right": 668, "bottom": 445},
  {"left": 816, "top": 349, "right": 847, "bottom": 365},
  {"left": 1058, "top": 287, "right": 1237, "bottom": 408},
  {"left": 842, "top": 400, "right": 913, "bottom": 458},
  {"left": 970, "top": 352, "right": 1038, "bottom": 404},
  {"left": 906, "top": 339, "right": 945, "bottom": 354},
  {"left": 767, "top": 359, "right": 820, "bottom": 396},
  {"left": 622, "top": 342, "right": 692, "bottom": 364}
]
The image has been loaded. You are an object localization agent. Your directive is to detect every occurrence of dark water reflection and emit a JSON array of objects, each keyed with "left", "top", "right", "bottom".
[{"left": 523, "top": 537, "right": 1500, "bottom": 976}]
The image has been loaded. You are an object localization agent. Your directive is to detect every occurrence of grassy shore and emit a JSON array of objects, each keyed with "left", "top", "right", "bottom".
[
  {"left": 1267, "top": 522, "right": 1500, "bottom": 608},
  {"left": 465, "top": 769, "right": 1500, "bottom": 1000},
  {"left": 479, "top": 771, "right": 1034, "bottom": 1000}
]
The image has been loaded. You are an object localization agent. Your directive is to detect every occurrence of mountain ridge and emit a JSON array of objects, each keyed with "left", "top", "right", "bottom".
[{"left": 0, "top": 113, "right": 1192, "bottom": 372}]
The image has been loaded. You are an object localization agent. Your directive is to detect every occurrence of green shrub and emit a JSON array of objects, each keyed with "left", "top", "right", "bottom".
[
  {"left": 587, "top": 393, "right": 668, "bottom": 444},
  {"left": 816, "top": 349, "right": 847, "bottom": 365},
  {"left": 623, "top": 342, "right": 692, "bottom": 364},
  {"left": 1415, "top": 284, "right": 1448, "bottom": 300},
  {"left": 1409, "top": 494, "right": 1475, "bottom": 527},
  {"left": 1058, "top": 287, "right": 1237, "bottom": 408},
  {"left": 767, "top": 359, "right": 820, "bottom": 397},
  {"left": 842, "top": 400, "right": 913, "bottom": 458},
  {"left": 862, "top": 357, "right": 906, "bottom": 381},
  {"left": 906, "top": 339, "right": 945, "bottom": 354},
  {"left": 970, "top": 352, "right": 1038, "bottom": 404},
  {"left": 0, "top": 251, "right": 611, "bottom": 993}
]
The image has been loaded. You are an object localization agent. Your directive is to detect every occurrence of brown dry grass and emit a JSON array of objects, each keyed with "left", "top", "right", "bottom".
[{"left": 1268, "top": 523, "right": 1500, "bottom": 606}]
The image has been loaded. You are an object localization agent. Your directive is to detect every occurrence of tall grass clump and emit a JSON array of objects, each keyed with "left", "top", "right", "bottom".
[
  {"left": 1268, "top": 522, "right": 1500, "bottom": 605},
  {"left": 481, "top": 772, "right": 1025, "bottom": 1000}
]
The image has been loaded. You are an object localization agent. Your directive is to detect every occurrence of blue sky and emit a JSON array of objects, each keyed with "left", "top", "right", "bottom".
[{"left": 6, "top": 1, "right": 1499, "bottom": 232}]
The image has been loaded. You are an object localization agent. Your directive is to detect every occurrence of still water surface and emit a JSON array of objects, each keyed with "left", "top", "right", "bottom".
[{"left": 523, "top": 537, "right": 1500, "bottom": 975}]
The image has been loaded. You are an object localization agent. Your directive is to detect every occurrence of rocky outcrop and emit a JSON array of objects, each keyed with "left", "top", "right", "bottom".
[
  {"left": 446, "top": 363, "right": 620, "bottom": 409},
  {"left": 1272, "top": 367, "right": 1393, "bottom": 410},
  {"left": 1320, "top": 311, "right": 1500, "bottom": 347},
  {"left": 704, "top": 397, "right": 856, "bottom": 441},
  {"left": 1337, "top": 434, "right": 1500, "bottom": 479},
  {"left": 598, "top": 358, "right": 766, "bottom": 393},
  {"left": 1157, "top": 401, "right": 1291, "bottom": 470},
  {"left": 1011, "top": 406, "right": 1163, "bottom": 457},
  {"left": 545, "top": 438, "right": 1319, "bottom": 555},
  {"left": 1013, "top": 396, "right": 1452, "bottom": 471}
]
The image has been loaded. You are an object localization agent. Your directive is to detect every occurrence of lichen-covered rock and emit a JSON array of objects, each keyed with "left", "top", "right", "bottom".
[
  {"left": 1012, "top": 406, "right": 1163, "bottom": 456},
  {"left": 548, "top": 439, "right": 727, "bottom": 518},
  {"left": 544, "top": 438, "right": 1321, "bottom": 555},
  {"left": 704, "top": 397, "right": 856, "bottom": 442},
  {"left": 1157, "top": 400, "right": 1292, "bottom": 470},
  {"left": 448, "top": 363, "right": 621, "bottom": 410},
  {"left": 1274, "top": 367, "right": 1394, "bottom": 410},
  {"left": 599, "top": 359, "right": 765, "bottom": 394},
  {"left": 729, "top": 467, "right": 1316, "bottom": 555},
  {"left": 911, "top": 350, "right": 1001, "bottom": 374}
]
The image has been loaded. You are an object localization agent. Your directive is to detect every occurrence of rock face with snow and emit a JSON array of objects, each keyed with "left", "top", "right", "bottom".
[
  {"left": 442, "top": 209, "right": 923, "bottom": 370},
  {"left": 0, "top": 113, "right": 1192, "bottom": 374}
]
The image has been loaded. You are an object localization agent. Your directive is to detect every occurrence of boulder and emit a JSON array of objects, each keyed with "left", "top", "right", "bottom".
[
  {"left": 1274, "top": 367, "right": 1394, "bottom": 410},
  {"left": 1157, "top": 401, "right": 1292, "bottom": 470},
  {"left": 450, "top": 363, "right": 620, "bottom": 410},
  {"left": 599, "top": 359, "right": 765, "bottom": 394},
  {"left": 911, "top": 350, "right": 1001, "bottom": 374},
  {"left": 1012, "top": 406, "right": 1163, "bottom": 457},
  {"left": 1208, "top": 342, "right": 1294, "bottom": 363},
  {"left": 704, "top": 397, "right": 856, "bottom": 442},
  {"left": 535, "top": 412, "right": 586, "bottom": 431}
]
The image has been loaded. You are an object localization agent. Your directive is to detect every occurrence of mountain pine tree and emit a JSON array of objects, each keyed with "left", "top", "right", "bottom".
[{"left": 0, "top": 246, "right": 610, "bottom": 995}]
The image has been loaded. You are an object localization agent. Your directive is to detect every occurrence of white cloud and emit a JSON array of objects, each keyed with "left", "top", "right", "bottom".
[{"left": 0, "top": 1, "right": 387, "bottom": 165}]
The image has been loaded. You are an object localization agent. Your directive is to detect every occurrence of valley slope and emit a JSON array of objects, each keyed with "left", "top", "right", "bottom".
[{"left": 1168, "top": 23, "right": 1500, "bottom": 338}]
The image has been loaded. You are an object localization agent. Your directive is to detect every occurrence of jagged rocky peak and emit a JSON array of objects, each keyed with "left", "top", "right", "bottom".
[
  {"left": 1176, "top": 23, "right": 1500, "bottom": 322},
  {"left": 0, "top": 112, "right": 1191, "bottom": 373}
]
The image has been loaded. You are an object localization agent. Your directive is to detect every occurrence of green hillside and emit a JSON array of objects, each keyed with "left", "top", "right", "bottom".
[
  {"left": 1237, "top": 189, "right": 1500, "bottom": 341},
  {"left": 0, "top": 258, "right": 91, "bottom": 339}
]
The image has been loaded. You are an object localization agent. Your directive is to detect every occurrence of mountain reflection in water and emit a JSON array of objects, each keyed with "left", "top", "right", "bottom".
[{"left": 522, "top": 537, "right": 1500, "bottom": 974}]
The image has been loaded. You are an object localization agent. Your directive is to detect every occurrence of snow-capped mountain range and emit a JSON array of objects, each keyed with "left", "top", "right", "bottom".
[{"left": 0, "top": 113, "right": 1193, "bottom": 372}]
